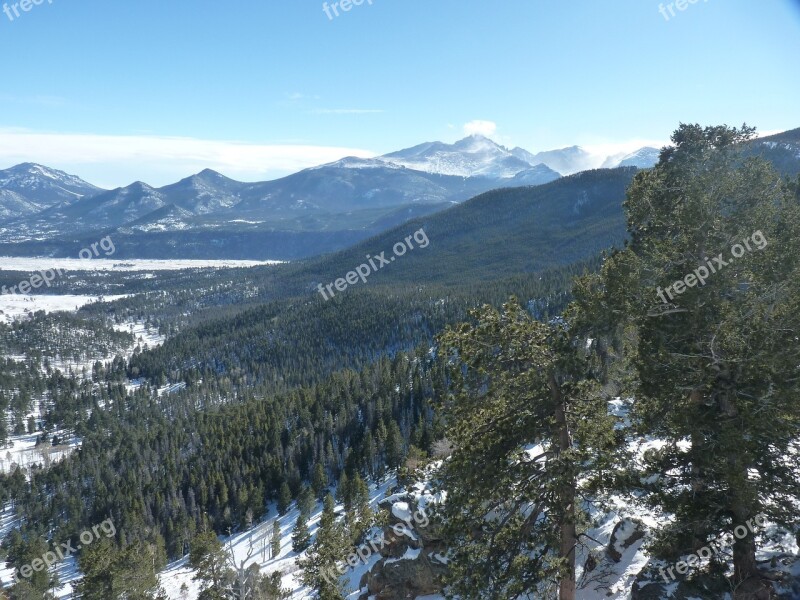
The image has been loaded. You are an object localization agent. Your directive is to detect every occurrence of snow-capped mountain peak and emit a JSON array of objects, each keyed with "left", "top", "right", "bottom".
[
  {"left": 380, "top": 135, "right": 532, "bottom": 179},
  {"left": 602, "top": 147, "right": 661, "bottom": 169},
  {"left": 0, "top": 162, "right": 104, "bottom": 218},
  {"left": 0, "top": 162, "right": 101, "bottom": 196}
]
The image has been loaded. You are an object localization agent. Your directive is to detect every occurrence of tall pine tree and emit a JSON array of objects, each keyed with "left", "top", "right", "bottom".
[
  {"left": 437, "top": 298, "right": 620, "bottom": 600},
  {"left": 582, "top": 123, "right": 800, "bottom": 596},
  {"left": 298, "top": 494, "right": 348, "bottom": 600}
]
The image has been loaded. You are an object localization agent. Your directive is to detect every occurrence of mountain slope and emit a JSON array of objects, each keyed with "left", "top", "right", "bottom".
[
  {"left": 0, "top": 163, "right": 103, "bottom": 220},
  {"left": 525, "top": 145, "right": 598, "bottom": 175},
  {"left": 158, "top": 169, "right": 244, "bottom": 214},
  {"left": 290, "top": 167, "right": 638, "bottom": 288},
  {"left": 602, "top": 147, "right": 661, "bottom": 169},
  {"left": 518, "top": 145, "right": 660, "bottom": 174},
  {"left": 34, "top": 181, "right": 171, "bottom": 232},
  {"left": 230, "top": 157, "right": 501, "bottom": 216},
  {"left": 749, "top": 127, "right": 800, "bottom": 176},
  {"left": 0, "top": 189, "right": 42, "bottom": 220},
  {"left": 0, "top": 159, "right": 524, "bottom": 245},
  {"left": 381, "top": 134, "right": 534, "bottom": 178}
]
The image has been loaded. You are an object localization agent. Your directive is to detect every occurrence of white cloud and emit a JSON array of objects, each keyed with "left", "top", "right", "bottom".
[
  {"left": 462, "top": 120, "right": 497, "bottom": 137},
  {"left": 0, "top": 130, "right": 376, "bottom": 188}
]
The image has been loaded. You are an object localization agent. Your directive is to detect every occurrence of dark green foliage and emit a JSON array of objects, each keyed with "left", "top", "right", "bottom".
[
  {"left": 289, "top": 168, "right": 635, "bottom": 289},
  {"left": 190, "top": 531, "right": 229, "bottom": 596},
  {"left": 270, "top": 520, "right": 281, "bottom": 559},
  {"left": 582, "top": 123, "right": 800, "bottom": 587},
  {"left": 291, "top": 509, "right": 311, "bottom": 554},
  {"left": 298, "top": 494, "right": 348, "bottom": 600},
  {"left": 6, "top": 126, "right": 796, "bottom": 598},
  {"left": 76, "top": 537, "right": 167, "bottom": 600},
  {"left": 437, "top": 298, "right": 620, "bottom": 599},
  {"left": 311, "top": 464, "right": 328, "bottom": 501},
  {"left": 188, "top": 530, "right": 289, "bottom": 599}
]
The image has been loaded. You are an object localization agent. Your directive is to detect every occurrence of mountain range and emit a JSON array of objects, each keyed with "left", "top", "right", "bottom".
[
  {"left": 1, "top": 128, "right": 796, "bottom": 261},
  {"left": 0, "top": 163, "right": 102, "bottom": 220}
]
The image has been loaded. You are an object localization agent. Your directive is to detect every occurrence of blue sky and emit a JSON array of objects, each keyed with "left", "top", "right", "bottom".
[{"left": 0, "top": 0, "right": 798, "bottom": 187}]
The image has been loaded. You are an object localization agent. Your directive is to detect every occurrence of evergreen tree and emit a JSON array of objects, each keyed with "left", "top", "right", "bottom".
[
  {"left": 277, "top": 483, "right": 292, "bottom": 516},
  {"left": 244, "top": 565, "right": 289, "bottom": 599},
  {"left": 335, "top": 472, "right": 350, "bottom": 511},
  {"left": 298, "top": 494, "right": 348, "bottom": 600},
  {"left": 77, "top": 538, "right": 166, "bottom": 600},
  {"left": 270, "top": 520, "right": 282, "bottom": 560},
  {"left": 292, "top": 509, "right": 312, "bottom": 553},
  {"left": 437, "top": 298, "right": 619, "bottom": 600},
  {"left": 583, "top": 123, "right": 800, "bottom": 595},
  {"left": 385, "top": 421, "right": 405, "bottom": 470},
  {"left": 347, "top": 474, "right": 373, "bottom": 543},
  {"left": 5, "top": 535, "right": 56, "bottom": 597},
  {"left": 298, "top": 484, "right": 315, "bottom": 516},
  {"left": 311, "top": 463, "right": 328, "bottom": 500},
  {"left": 189, "top": 531, "right": 229, "bottom": 600}
]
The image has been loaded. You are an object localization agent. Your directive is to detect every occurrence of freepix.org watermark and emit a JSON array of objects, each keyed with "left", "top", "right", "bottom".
[
  {"left": 1, "top": 235, "right": 115, "bottom": 296},
  {"left": 8, "top": 519, "right": 116, "bottom": 586},
  {"left": 321, "top": 505, "right": 429, "bottom": 585},
  {"left": 650, "top": 230, "right": 768, "bottom": 315},
  {"left": 322, "top": 0, "right": 373, "bottom": 21},
  {"left": 658, "top": 514, "right": 767, "bottom": 583},
  {"left": 3, "top": 0, "right": 54, "bottom": 23},
  {"left": 658, "top": 0, "right": 709, "bottom": 22},
  {"left": 317, "top": 228, "right": 429, "bottom": 301}
]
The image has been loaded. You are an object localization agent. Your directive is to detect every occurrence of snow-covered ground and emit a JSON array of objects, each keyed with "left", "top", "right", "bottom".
[
  {"left": 0, "top": 257, "right": 282, "bottom": 272},
  {"left": 0, "top": 312, "right": 170, "bottom": 596},
  {"left": 0, "top": 503, "right": 21, "bottom": 589},
  {"left": 1, "top": 317, "right": 164, "bottom": 377},
  {"left": 0, "top": 431, "right": 80, "bottom": 475},
  {"left": 159, "top": 478, "right": 398, "bottom": 600},
  {"left": 0, "top": 499, "right": 85, "bottom": 598},
  {"left": 0, "top": 294, "right": 129, "bottom": 324},
  {"left": 572, "top": 398, "right": 800, "bottom": 599},
  {"left": 112, "top": 319, "right": 166, "bottom": 351}
]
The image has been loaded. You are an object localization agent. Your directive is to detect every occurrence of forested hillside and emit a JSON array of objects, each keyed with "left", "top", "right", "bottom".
[{"left": 1, "top": 125, "right": 799, "bottom": 600}]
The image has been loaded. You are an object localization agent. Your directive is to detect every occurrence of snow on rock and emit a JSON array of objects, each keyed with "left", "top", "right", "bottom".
[
  {"left": 385, "top": 547, "right": 421, "bottom": 565},
  {"left": 608, "top": 519, "right": 646, "bottom": 563},
  {"left": 391, "top": 502, "right": 413, "bottom": 523}
]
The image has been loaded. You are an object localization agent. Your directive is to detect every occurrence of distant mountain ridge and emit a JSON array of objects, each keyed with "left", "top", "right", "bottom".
[
  {"left": 1, "top": 127, "right": 796, "bottom": 259},
  {"left": 0, "top": 163, "right": 101, "bottom": 219},
  {"left": 380, "top": 135, "right": 661, "bottom": 177},
  {"left": 0, "top": 135, "right": 661, "bottom": 232},
  {"left": 291, "top": 167, "right": 640, "bottom": 287}
]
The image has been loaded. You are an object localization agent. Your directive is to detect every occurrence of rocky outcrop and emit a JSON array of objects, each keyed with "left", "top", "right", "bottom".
[
  {"left": 607, "top": 518, "right": 646, "bottom": 562},
  {"left": 358, "top": 488, "right": 448, "bottom": 600}
]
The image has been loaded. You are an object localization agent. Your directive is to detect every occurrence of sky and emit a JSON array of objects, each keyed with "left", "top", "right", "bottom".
[{"left": 0, "top": 0, "right": 798, "bottom": 187}]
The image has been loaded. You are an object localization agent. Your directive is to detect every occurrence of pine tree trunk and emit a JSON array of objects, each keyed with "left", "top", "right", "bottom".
[
  {"left": 689, "top": 389, "right": 707, "bottom": 551},
  {"left": 733, "top": 534, "right": 758, "bottom": 584},
  {"left": 559, "top": 520, "right": 577, "bottom": 600},
  {"left": 717, "top": 382, "right": 760, "bottom": 586},
  {"left": 551, "top": 375, "right": 577, "bottom": 600}
]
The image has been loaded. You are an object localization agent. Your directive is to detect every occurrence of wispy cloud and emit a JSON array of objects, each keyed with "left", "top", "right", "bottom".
[
  {"left": 0, "top": 129, "right": 375, "bottom": 188},
  {"left": 311, "top": 108, "right": 385, "bottom": 115},
  {"left": 463, "top": 120, "right": 497, "bottom": 137}
]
